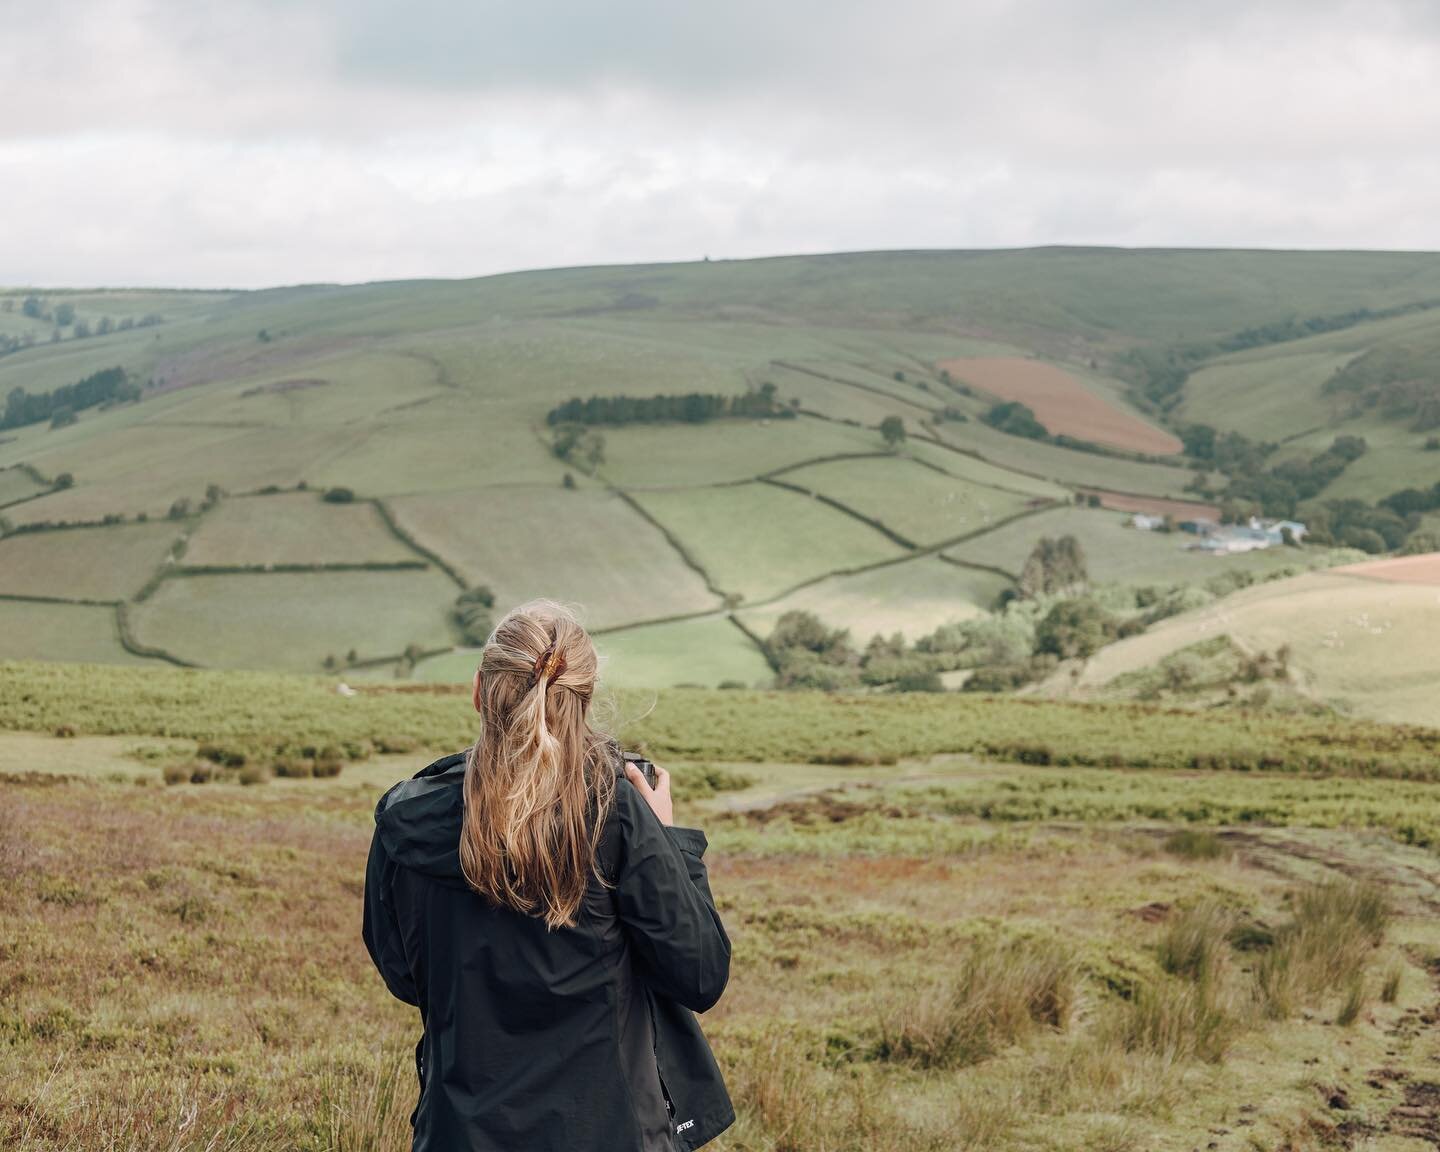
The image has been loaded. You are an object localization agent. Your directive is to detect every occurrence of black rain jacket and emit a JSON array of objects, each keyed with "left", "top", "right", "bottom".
[{"left": 363, "top": 751, "right": 734, "bottom": 1151}]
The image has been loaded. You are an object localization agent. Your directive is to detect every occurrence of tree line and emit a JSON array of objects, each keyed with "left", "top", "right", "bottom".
[
  {"left": 545, "top": 382, "right": 791, "bottom": 427},
  {"left": 2, "top": 367, "right": 139, "bottom": 431}
]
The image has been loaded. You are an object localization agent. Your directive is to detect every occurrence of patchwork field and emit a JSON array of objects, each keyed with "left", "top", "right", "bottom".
[
  {"left": 0, "top": 601, "right": 155, "bottom": 665},
  {"left": 776, "top": 455, "right": 1038, "bottom": 547},
  {"left": 598, "top": 417, "right": 885, "bottom": 489},
  {"left": 938, "top": 418, "right": 1201, "bottom": 498},
  {"left": 903, "top": 439, "right": 1069, "bottom": 502},
  {"left": 632, "top": 482, "right": 907, "bottom": 604},
  {"left": 0, "top": 521, "right": 181, "bottom": 602},
  {"left": 388, "top": 486, "right": 719, "bottom": 629},
  {"left": 1064, "top": 567, "right": 1440, "bottom": 727},
  {"left": 182, "top": 491, "right": 417, "bottom": 567},
  {"left": 736, "top": 554, "right": 1012, "bottom": 642},
  {"left": 128, "top": 569, "right": 461, "bottom": 670},
  {"left": 938, "top": 356, "right": 1184, "bottom": 455}
]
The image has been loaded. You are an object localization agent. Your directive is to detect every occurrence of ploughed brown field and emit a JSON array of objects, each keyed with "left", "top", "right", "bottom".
[
  {"left": 938, "top": 356, "right": 1185, "bottom": 456},
  {"left": 1077, "top": 489, "right": 1221, "bottom": 521},
  {"left": 1336, "top": 551, "right": 1440, "bottom": 585}
]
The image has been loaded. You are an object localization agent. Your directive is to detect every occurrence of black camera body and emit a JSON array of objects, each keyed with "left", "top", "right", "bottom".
[{"left": 620, "top": 749, "right": 660, "bottom": 789}]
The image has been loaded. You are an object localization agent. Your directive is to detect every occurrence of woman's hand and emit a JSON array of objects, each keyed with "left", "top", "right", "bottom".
[{"left": 625, "top": 761, "right": 673, "bottom": 827}]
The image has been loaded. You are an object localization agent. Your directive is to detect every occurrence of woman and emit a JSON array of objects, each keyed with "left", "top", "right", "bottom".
[{"left": 363, "top": 599, "right": 733, "bottom": 1151}]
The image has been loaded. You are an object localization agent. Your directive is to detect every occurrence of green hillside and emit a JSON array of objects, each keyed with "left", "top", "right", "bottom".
[{"left": 4, "top": 248, "right": 1440, "bottom": 687}]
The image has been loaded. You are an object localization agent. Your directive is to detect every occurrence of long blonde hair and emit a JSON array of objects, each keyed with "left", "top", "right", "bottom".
[{"left": 460, "top": 599, "right": 617, "bottom": 929}]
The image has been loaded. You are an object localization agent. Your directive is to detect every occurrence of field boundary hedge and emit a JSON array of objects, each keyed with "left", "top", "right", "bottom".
[
  {"left": 612, "top": 489, "right": 730, "bottom": 602},
  {"left": 759, "top": 476, "right": 918, "bottom": 550},
  {"left": 114, "top": 603, "right": 200, "bottom": 668},
  {"left": 371, "top": 499, "right": 469, "bottom": 591}
]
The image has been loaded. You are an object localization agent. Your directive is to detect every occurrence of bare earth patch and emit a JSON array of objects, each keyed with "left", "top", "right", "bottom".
[
  {"left": 1337, "top": 551, "right": 1440, "bottom": 586},
  {"left": 938, "top": 356, "right": 1184, "bottom": 455}
]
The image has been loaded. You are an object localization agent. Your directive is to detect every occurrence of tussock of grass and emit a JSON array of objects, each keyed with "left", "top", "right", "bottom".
[
  {"left": 313, "top": 1048, "right": 414, "bottom": 1152},
  {"left": 1111, "top": 975, "right": 1234, "bottom": 1064},
  {"left": 1255, "top": 879, "right": 1390, "bottom": 1020},
  {"left": 1157, "top": 901, "right": 1234, "bottom": 985},
  {"left": 875, "top": 938, "right": 1075, "bottom": 1069}
]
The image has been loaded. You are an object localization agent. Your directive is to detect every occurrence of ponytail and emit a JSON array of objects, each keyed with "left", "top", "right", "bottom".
[{"left": 459, "top": 600, "right": 614, "bottom": 929}]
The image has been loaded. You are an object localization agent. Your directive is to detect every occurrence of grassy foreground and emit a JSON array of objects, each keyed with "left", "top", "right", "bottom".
[{"left": 4, "top": 662, "right": 1440, "bottom": 1150}]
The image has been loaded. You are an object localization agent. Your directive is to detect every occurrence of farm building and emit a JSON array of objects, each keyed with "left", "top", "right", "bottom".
[
  {"left": 1190, "top": 517, "right": 1308, "bottom": 555},
  {"left": 1129, "top": 513, "right": 1166, "bottom": 531}
]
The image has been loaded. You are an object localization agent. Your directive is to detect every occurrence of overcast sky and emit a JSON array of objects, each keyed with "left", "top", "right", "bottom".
[{"left": 3, "top": 0, "right": 1439, "bottom": 288}]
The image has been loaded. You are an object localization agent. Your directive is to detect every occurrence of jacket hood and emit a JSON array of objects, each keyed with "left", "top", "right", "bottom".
[{"left": 375, "top": 751, "right": 470, "bottom": 885}]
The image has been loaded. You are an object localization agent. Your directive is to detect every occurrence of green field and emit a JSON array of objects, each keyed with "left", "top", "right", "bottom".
[
  {"left": 633, "top": 482, "right": 907, "bottom": 604},
  {"left": 183, "top": 491, "right": 418, "bottom": 567},
  {"left": 0, "top": 601, "right": 156, "bottom": 665},
  {"left": 737, "top": 554, "right": 1012, "bottom": 642},
  {"left": 6, "top": 250, "right": 1440, "bottom": 680},
  {"left": 388, "top": 486, "right": 720, "bottom": 628},
  {"left": 0, "top": 521, "right": 181, "bottom": 602},
  {"left": 778, "top": 455, "right": 1038, "bottom": 546},
  {"left": 945, "top": 504, "right": 1328, "bottom": 584},
  {"left": 597, "top": 416, "right": 884, "bottom": 488},
  {"left": 415, "top": 613, "right": 774, "bottom": 690},
  {"left": 128, "top": 569, "right": 460, "bottom": 670},
  {"left": 0, "top": 467, "right": 46, "bottom": 508}
]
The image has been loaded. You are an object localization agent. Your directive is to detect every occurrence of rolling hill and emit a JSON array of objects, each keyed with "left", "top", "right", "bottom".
[{"left": 4, "top": 248, "right": 1440, "bottom": 689}]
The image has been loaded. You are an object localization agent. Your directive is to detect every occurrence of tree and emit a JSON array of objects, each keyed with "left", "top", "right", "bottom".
[
  {"left": 96, "top": 316, "right": 113, "bottom": 336},
  {"left": 73, "top": 320, "right": 91, "bottom": 338},
  {"left": 1019, "top": 535, "right": 1089, "bottom": 598},
  {"left": 21, "top": 295, "right": 42, "bottom": 319},
  {"left": 54, "top": 302, "right": 75, "bottom": 327},
  {"left": 879, "top": 415, "right": 907, "bottom": 449},
  {"left": 982, "top": 401, "right": 1047, "bottom": 440},
  {"left": 561, "top": 472, "right": 576, "bottom": 490},
  {"left": 454, "top": 586, "right": 496, "bottom": 645},
  {"left": 54, "top": 472, "right": 74, "bottom": 489},
  {"left": 50, "top": 407, "right": 76, "bottom": 429},
  {"left": 1035, "top": 598, "right": 1118, "bottom": 660},
  {"left": 323, "top": 487, "right": 356, "bottom": 504}
]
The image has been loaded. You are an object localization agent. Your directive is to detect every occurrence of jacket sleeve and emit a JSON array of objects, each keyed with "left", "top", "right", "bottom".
[
  {"left": 363, "top": 824, "right": 420, "bottom": 1007},
  {"left": 613, "top": 781, "right": 731, "bottom": 1013}
]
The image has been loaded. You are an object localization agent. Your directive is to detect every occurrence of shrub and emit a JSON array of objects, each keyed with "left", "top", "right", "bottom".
[
  {"left": 197, "top": 742, "right": 248, "bottom": 768},
  {"left": 188, "top": 762, "right": 215, "bottom": 784},
  {"left": 162, "top": 763, "right": 191, "bottom": 786},
  {"left": 717, "top": 679, "right": 747, "bottom": 690},
  {"left": 323, "top": 487, "right": 356, "bottom": 504},
  {"left": 273, "top": 757, "right": 314, "bottom": 779},
  {"left": 313, "top": 757, "right": 344, "bottom": 779},
  {"left": 875, "top": 937, "right": 1075, "bottom": 1069},
  {"left": 238, "top": 765, "right": 269, "bottom": 786}
]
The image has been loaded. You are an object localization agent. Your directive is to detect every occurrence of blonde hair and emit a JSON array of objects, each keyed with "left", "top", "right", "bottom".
[{"left": 460, "top": 599, "right": 617, "bottom": 929}]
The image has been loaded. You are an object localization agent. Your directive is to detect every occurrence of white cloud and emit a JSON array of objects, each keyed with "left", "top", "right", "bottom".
[{"left": 1, "top": 0, "right": 1438, "bottom": 287}]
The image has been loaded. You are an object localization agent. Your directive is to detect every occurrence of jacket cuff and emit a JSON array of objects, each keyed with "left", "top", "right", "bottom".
[{"left": 665, "top": 826, "right": 708, "bottom": 858}]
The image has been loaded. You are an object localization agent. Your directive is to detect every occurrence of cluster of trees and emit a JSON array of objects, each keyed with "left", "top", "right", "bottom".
[
  {"left": 1222, "top": 435, "right": 1368, "bottom": 518},
  {"left": 551, "top": 425, "right": 606, "bottom": 473},
  {"left": 1183, "top": 423, "right": 1370, "bottom": 519},
  {"left": 764, "top": 611, "right": 946, "bottom": 692},
  {"left": 1323, "top": 343, "right": 1440, "bottom": 430},
  {"left": 1, "top": 367, "right": 139, "bottom": 431},
  {"left": 545, "top": 382, "right": 791, "bottom": 427},
  {"left": 982, "top": 400, "right": 1047, "bottom": 440},
  {"left": 1018, "top": 535, "right": 1088, "bottom": 599},
  {"left": 0, "top": 297, "right": 162, "bottom": 357}
]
